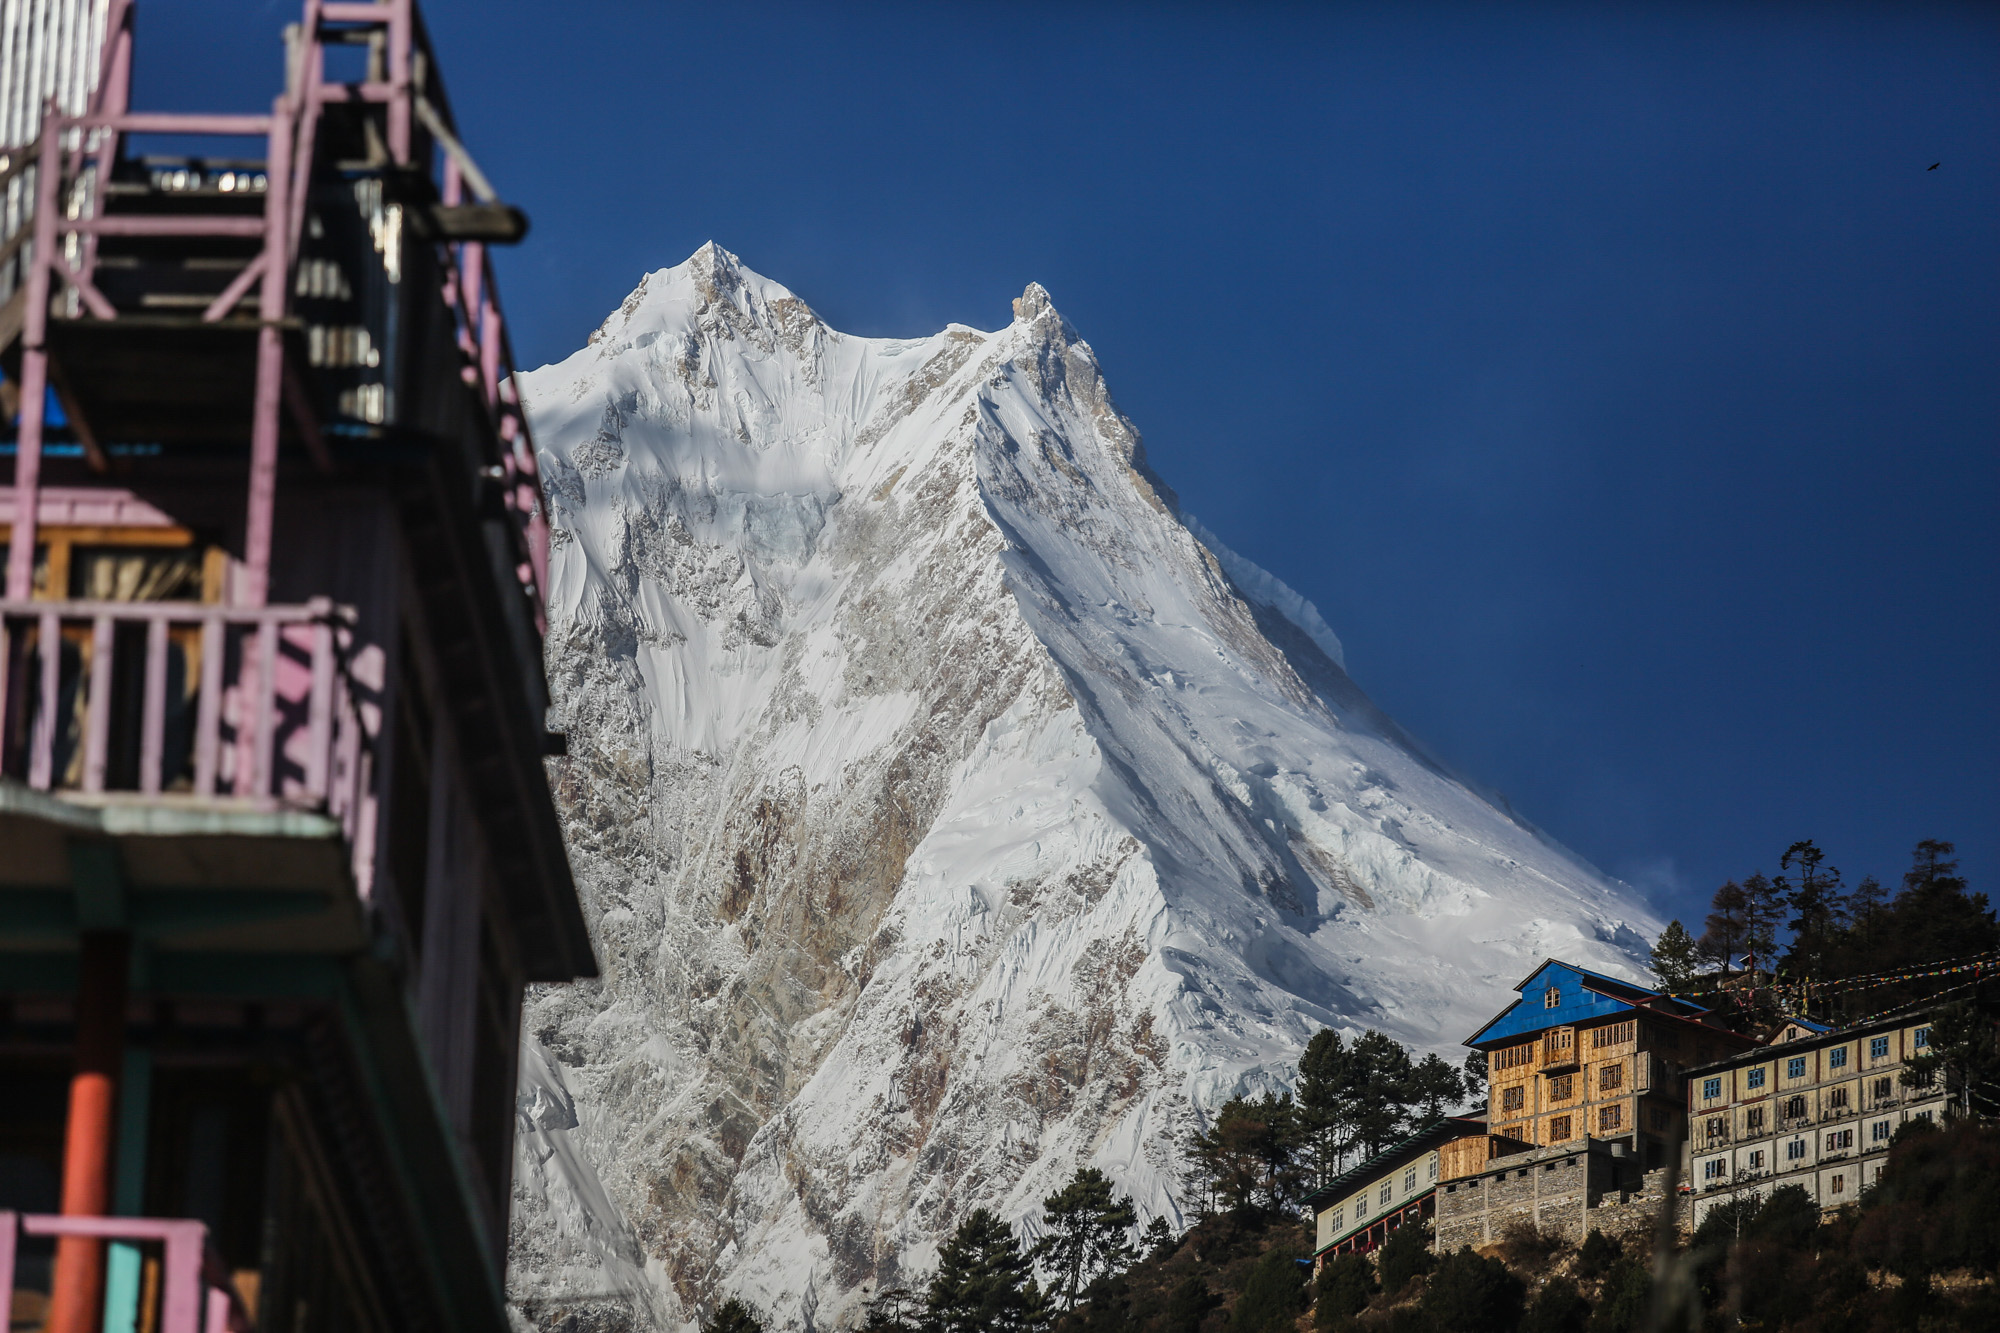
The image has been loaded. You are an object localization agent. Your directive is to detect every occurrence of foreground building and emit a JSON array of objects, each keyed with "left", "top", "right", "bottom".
[
  {"left": 1, "top": 2, "right": 590, "bottom": 1330},
  {"left": 1686, "top": 1011, "right": 1946, "bottom": 1226}
]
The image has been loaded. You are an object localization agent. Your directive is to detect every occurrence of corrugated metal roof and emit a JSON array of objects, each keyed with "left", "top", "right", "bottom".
[{"left": 1463, "top": 956, "right": 1711, "bottom": 1048}]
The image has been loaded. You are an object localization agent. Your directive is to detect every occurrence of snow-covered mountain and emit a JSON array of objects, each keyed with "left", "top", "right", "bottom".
[{"left": 507, "top": 244, "right": 1659, "bottom": 1332}]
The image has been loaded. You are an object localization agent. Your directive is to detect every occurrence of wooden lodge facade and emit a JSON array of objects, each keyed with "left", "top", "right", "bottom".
[
  {"left": 0, "top": 4, "right": 591, "bottom": 1332},
  {"left": 1465, "top": 960, "right": 1760, "bottom": 1170}
]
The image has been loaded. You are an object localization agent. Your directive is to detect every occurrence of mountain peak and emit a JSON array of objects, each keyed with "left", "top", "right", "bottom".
[
  {"left": 683, "top": 239, "right": 746, "bottom": 299},
  {"left": 513, "top": 253, "right": 1658, "bottom": 1333},
  {"left": 1012, "top": 280, "right": 1057, "bottom": 324}
]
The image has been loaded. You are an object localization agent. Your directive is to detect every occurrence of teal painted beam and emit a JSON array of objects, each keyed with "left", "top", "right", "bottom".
[
  {"left": 0, "top": 952, "right": 346, "bottom": 998},
  {"left": 0, "top": 888, "right": 333, "bottom": 938},
  {"left": 69, "top": 841, "right": 127, "bottom": 929},
  {"left": 104, "top": 1047, "right": 154, "bottom": 1333}
]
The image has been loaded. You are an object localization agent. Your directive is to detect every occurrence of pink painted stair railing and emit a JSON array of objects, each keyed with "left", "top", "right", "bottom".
[{"left": 0, "top": 1211, "right": 256, "bottom": 1333}]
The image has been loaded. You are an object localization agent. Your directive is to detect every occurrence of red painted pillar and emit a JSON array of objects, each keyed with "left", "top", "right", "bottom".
[{"left": 46, "top": 931, "right": 129, "bottom": 1333}]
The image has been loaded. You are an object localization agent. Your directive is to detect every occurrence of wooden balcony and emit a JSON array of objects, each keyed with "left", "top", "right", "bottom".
[
  {"left": 1, "top": 596, "right": 365, "bottom": 811},
  {"left": 0, "top": 597, "right": 375, "bottom": 954},
  {"left": 1539, "top": 1028, "right": 1580, "bottom": 1072}
]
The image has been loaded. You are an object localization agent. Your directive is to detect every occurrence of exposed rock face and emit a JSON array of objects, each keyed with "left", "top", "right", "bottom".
[{"left": 507, "top": 244, "right": 1658, "bottom": 1332}]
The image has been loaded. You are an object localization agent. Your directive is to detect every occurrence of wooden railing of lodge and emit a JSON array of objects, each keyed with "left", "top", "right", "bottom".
[{"left": 0, "top": 596, "right": 373, "bottom": 861}]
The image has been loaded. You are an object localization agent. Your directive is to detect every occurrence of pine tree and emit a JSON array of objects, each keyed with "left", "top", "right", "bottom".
[
  {"left": 1650, "top": 920, "right": 1702, "bottom": 992},
  {"left": 1345, "top": 1030, "right": 1416, "bottom": 1157},
  {"left": 1779, "top": 839, "right": 1847, "bottom": 977},
  {"left": 700, "top": 1299, "right": 765, "bottom": 1333},
  {"left": 1904, "top": 839, "right": 1967, "bottom": 896},
  {"left": 923, "top": 1209, "right": 1048, "bottom": 1333},
  {"left": 1739, "top": 871, "right": 1786, "bottom": 975},
  {"left": 1407, "top": 1051, "right": 1466, "bottom": 1119},
  {"left": 1699, "top": 880, "right": 1749, "bottom": 969},
  {"left": 1187, "top": 1093, "right": 1301, "bottom": 1214},
  {"left": 1462, "top": 1049, "right": 1488, "bottom": 1107},
  {"left": 1848, "top": 874, "right": 1889, "bottom": 921},
  {"left": 1031, "top": 1167, "right": 1136, "bottom": 1312},
  {"left": 860, "top": 1286, "right": 919, "bottom": 1332},
  {"left": 1140, "top": 1216, "right": 1177, "bottom": 1263},
  {"left": 1295, "top": 1028, "right": 1353, "bottom": 1186}
]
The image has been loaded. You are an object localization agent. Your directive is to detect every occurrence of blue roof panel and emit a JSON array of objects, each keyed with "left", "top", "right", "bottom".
[{"left": 1466, "top": 961, "right": 1653, "bottom": 1048}]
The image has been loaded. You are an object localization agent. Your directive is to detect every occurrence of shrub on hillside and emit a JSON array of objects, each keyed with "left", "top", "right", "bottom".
[
  {"left": 1496, "top": 1221, "right": 1565, "bottom": 1267},
  {"left": 1852, "top": 1118, "right": 2000, "bottom": 1278},
  {"left": 1378, "top": 1221, "right": 1437, "bottom": 1297},
  {"left": 1421, "top": 1247, "right": 1524, "bottom": 1333},
  {"left": 1585, "top": 1258, "right": 1649, "bottom": 1333},
  {"left": 1574, "top": 1229, "right": 1620, "bottom": 1281},
  {"left": 700, "top": 1299, "right": 763, "bottom": 1333},
  {"left": 1313, "top": 1253, "right": 1376, "bottom": 1331},
  {"left": 1519, "top": 1277, "right": 1589, "bottom": 1333},
  {"left": 1159, "top": 1276, "right": 1218, "bottom": 1333},
  {"left": 1232, "top": 1245, "right": 1309, "bottom": 1333}
]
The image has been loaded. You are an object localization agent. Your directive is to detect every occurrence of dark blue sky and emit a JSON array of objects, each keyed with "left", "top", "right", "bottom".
[{"left": 155, "top": 2, "right": 1997, "bottom": 928}]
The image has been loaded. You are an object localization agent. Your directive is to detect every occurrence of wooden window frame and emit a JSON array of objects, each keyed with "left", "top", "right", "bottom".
[{"left": 0, "top": 522, "right": 225, "bottom": 603}]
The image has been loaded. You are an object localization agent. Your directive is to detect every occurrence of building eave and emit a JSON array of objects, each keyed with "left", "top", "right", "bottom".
[{"left": 1302, "top": 1114, "right": 1485, "bottom": 1213}]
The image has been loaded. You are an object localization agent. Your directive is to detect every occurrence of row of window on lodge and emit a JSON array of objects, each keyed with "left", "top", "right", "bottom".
[
  {"left": 1496, "top": 1062, "right": 1628, "bottom": 1112},
  {"left": 1698, "top": 1106, "right": 1937, "bottom": 1187},
  {"left": 1698, "top": 1070, "right": 1917, "bottom": 1141},
  {"left": 1695, "top": 1028, "right": 1929, "bottom": 1110},
  {"left": 1322, "top": 1154, "right": 1442, "bottom": 1240}
]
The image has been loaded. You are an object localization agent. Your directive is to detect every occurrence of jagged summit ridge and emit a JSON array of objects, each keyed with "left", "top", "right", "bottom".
[{"left": 509, "top": 247, "right": 1659, "bottom": 1332}]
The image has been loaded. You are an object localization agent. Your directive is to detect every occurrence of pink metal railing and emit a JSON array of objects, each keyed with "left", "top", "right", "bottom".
[
  {"left": 0, "top": 597, "right": 373, "bottom": 835},
  {"left": 0, "top": 1211, "right": 255, "bottom": 1333}
]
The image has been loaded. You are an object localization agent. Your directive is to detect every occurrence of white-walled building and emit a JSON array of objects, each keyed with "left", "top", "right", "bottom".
[{"left": 1686, "top": 1012, "right": 1947, "bottom": 1225}]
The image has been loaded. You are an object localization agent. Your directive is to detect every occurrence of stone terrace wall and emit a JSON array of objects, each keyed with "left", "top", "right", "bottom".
[
  {"left": 1588, "top": 1167, "right": 1687, "bottom": 1240},
  {"left": 1437, "top": 1148, "right": 1596, "bottom": 1249},
  {"left": 1438, "top": 1148, "right": 1687, "bottom": 1251}
]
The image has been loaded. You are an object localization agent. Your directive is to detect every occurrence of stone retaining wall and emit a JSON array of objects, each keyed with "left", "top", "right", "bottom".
[{"left": 1436, "top": 1140, "right": 1678, "bottom": 1250}]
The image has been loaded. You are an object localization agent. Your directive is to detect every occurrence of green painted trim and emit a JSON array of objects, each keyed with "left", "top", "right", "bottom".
[
  {"left": 0, "top": 951, "right": 350, "bottom": 996},
  {"left": 114, "top": 1047, "right": 153, "bottom": 1214},
  {"left": 0, "top": 953, "right": 79, "bottom": 990},
  {"left": 0, "top": 780, "right": 342, "bottom": 839},
  {"left": 68, "top": 841, "right": 127, "bottom": 928},
  {"left": 150, "top": 953, "right": 345, "bottom": 998},
  {"left": 0, "top": 893, "right": 75, "bottom": 934}
]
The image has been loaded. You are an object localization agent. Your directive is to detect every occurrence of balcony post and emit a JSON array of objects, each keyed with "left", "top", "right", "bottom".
[
  {"left": 240, "top": 97, "right": 293, "bottom": 609},
  {"left": 45, "top": 928, "right": 130, "bottom": 1333},
  {"left": 5, "top": 117, "right": 63, "bottom": 602}
]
